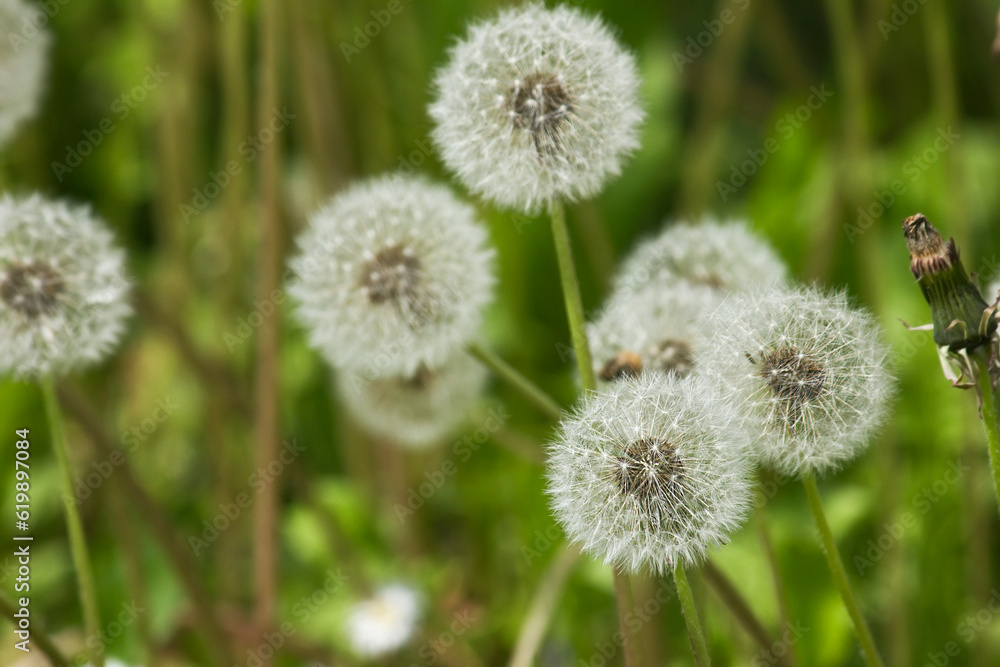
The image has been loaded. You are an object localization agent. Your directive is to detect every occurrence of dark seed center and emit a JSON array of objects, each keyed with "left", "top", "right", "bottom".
[
  {"left": 752, "top": 346, "right": 826, "bottom": 404},
  {"left": 359, "top": 244, "right": 422, "bottom": 306},
  {"left": 614, "top": 438, "right": 685, "bottom": 509},
  {"left": 1, "top": 261, "right": 66, "bottom": 319},
  {"left": 648, "top": 338, "right": 694, "bottom": 377},
  {"left": 506, "top": 73, "right": 574, "bottom": 154}
]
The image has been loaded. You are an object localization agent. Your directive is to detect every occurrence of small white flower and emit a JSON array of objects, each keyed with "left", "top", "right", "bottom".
[
  {"left": 346, "top": 584, "right": 422, "bottom": 659},
  {"left": 588, "top": 284, "right": 709, "bottom": 385},
  {"left": 338, "top": 352, "right": 488, "bottom": 448},
  {"left": 0, "top": 0, "right": 50, "bottom": 147},
  {"left": 430, "top": 3, "right": 644, "bottom": 213},
  {"left": 697, "top": 287, "right": 894, "bottom": 477},
  {"left": 613, "top": 218, "right": 787, "bottom": 297},
  {"left": 0, "top": 194, "right": 131, "bottom": 378},
  {"left": 289, "top": 175, "right": 495, "bottom": 377},
  {"left": 547, "top": 372, "right": 752, "bottom": 573}
]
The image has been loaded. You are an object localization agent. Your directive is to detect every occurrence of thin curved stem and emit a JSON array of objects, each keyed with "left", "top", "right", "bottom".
[
  {"left": 468, "top": 342, "right": 563, "bottom": 421},
  {"left": 508, "top": 544, "right": 581, "bottom": 667},
  {"left": 975, "top": 355, "right": 1000, "bottom": 513},
  {"left": 674, "top": 562, "right": 710, "bottom": 667},
  {"left": 548, "top": 199, "right": 596, "bottom": 392},
  {"left": 42, "top": 377, "right": 103, "bottom": 667},
  {"left": 802, "top": 471, "right": 884, "bottom": 667}
]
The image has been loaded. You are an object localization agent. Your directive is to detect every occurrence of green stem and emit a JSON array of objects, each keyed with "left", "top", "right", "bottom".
[
  {"left": 548, "top": 199, "right": 596, "bottom": 392},
  {"left": 975, "top": 354, "right": 1000, "bottom": 513},
  {"left": 674, "top": 562, "right": 710, "bottom": 667},
  {"left": 508, "top": 544, "right": 581, "bottom": 667},
  {"left": 467, "top": 343, "right": 563, "bottom": 421},
  {"left": 802, "top": 471, "right": 884, "bottom": 667},
  {"left": 42, "top": 377, "right": 103, "bottom": 667}
]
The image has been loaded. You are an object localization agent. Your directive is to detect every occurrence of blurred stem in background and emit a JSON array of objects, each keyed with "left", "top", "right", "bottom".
[
  {"left": 253, "top": 0, "right": 284, "bottom": 653},
  {"left": 801, "top": 471, "right": 884, "bottom": 667},
  {"left": 467, "top": 342, "right": 564, "bottom": 422},
  {"left": 42, "top": 378, "right": 103, "bottom": 667},
  {"left": 508, "top": 543, "right": 581, "bottom": 667},
  {"left": 0, "top": 593, "right": 70, "bottom": 665}
]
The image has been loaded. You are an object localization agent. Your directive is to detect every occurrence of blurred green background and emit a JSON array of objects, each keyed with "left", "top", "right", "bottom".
[{"left": 2, "top": 0, "right": 1000, "bottom": 665}]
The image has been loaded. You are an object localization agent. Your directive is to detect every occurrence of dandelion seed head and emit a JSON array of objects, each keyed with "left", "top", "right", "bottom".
[
  {"left": 346, "top": 584, "right": 422, "bottom": 658},
  {"left": 289, "top": 176, "right": 495, "bottom": 377},
  {"left": 0, "top": 0, "right": 49, "bottom": 147},
  {"left": 697, "top": 286, "right": 895, "bottom": 477},
  {"left": 337, "top": 352, "right": 487, "bottom": 448},
  {"left": 547, "top": 372, "right": 752, "bottom": 573},
  {"left": 0, "top": 194, "right": 131, "bottom": 378},
  {"left": 589, "top": 284, "right": 708, "bottom": 387},
  {"left": 613, "top": 218, "right": 787, "bottom": 297},
  {"left": 430, "top": 3, "right": 644, "bottom": 213}
]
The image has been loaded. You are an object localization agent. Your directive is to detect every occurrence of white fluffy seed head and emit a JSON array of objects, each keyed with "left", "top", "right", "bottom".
[
  {"left": 337, "top": 352, "right": 488, "bottom": 449},
  {"left": 430, "top": 2, "right": 644, "bottom": 213},
  {"left": 288, "top": 175, "right": 495, "bottom": 377},
  {"left": 588, "top": 283, "right": 710, "bottom": 387},
  {"left": 0, "top": 0, "right": 49, "bottom": 147},
  {"left": 0, "top": 194, "right": 131, "bottom": 378},
  {"left": 346, "top": 584, "right": 422, "bottom": 659},
  {"left": 613, "top": 218, "right": 787, "bottom": 297},
  {"left": 696, "top": 286, "right": 895, "bottom": 477},
  {"left": 547, "top": 372, "right": 752, "bottom": 573}
]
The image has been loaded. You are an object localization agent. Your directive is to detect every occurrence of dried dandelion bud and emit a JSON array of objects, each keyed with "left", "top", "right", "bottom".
[
  {"left": 429, "top": 3, "right": 644, "bottom": 213},
  {"left": 0, "top": 0, "right": 49, "bottom": 147},
  {"left": 902, "top": 213, "right": 995, "bottom": 351},
  {"left": 547, "top": 372, "right": 752, "bottom": 572},
  {"left": 0, "top": 195, "right": 131, "bottom": 378},
  {"left": 698, "top": 287, "right": 894, "bottom": 477},
  {"left": 288, "top": 175, "right": 495, "bottom": 377},
  {"left": 613, "top": 218, "right": 787, "bottom": 297},
  {"left": 345, "top": 584, "right": 422, "bottom": 658},
  {"left": 337, "top": 353, "right": 487, "bottom": 448}
]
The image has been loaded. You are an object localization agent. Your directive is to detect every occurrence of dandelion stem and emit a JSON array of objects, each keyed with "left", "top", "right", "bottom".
[
  {"left": 42, "top": 377, "right": 103, "bottom": 667},
  {"left": 801, "top": 471, "right": 884, "bottom": 667},
  {"left": 674, "top": 561, "right": 710, "bottom": 667},
  {"left": 468, "top": 342, "right": 563, "bottom": 421},
  {"left": 975, "top": 354, "right": 1000, "bottom": 513},
  {"left": 613, "top": 571, "right": 642, "bottom": 667},
  {"left": 508, "top": 543, "right": 581, "bottom": 667},
  {"left": 548, "top": 199, "right": 596, "bottom": 392}
]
